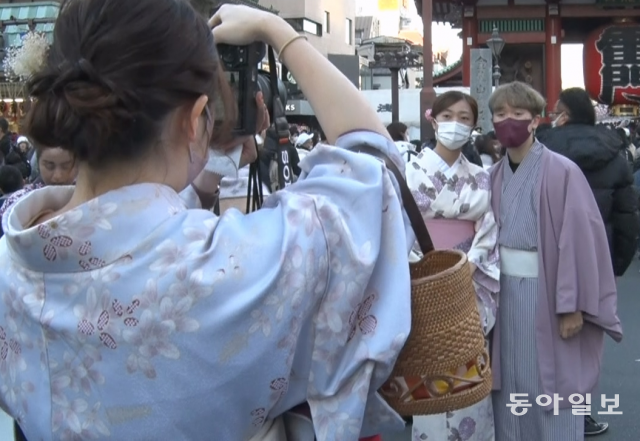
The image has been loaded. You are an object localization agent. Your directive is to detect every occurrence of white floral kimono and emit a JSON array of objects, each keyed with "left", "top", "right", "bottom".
[
  {"left": 406, "top": 148, "right": 499, "bottom": 441},
  {"left": 0, "top": 131, "right": 413, "bottom": 441}
]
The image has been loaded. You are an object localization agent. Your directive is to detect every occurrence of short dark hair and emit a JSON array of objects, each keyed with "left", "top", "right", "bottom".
[
  {"left": 386, "top": 122, "right": 408, "bottom": 142},
  {"left": 25, "top": 0, "right": 236, "bottom": 168},
  {"left": 432, "top": 91, "right": 479, "bottom": 125},
  {"left": 558, "top": 88, "right": 596, "bottom": 126},
  {"left": 4, "top": 152, "right": 30, "bottom": 179},
  {"left": 0, "top": 165, "right": 24, "bottom": 194},
  {"left": 0, "top": 118, "right": 8, "bottom": 134}
]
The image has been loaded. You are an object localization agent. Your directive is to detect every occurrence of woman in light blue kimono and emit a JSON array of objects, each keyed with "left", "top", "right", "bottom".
[{"left": 0, "top": 1, "right": 414, "bottom": 440}]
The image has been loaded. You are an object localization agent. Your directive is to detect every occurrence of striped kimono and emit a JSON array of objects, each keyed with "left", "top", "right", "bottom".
[{"left": 491, "top": 142, "right": 583, "bottom": 440}]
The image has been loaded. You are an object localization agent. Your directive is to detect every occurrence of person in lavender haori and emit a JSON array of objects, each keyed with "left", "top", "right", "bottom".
[{"left": 487, "top": 81, "right": 623, "bottom": 441}]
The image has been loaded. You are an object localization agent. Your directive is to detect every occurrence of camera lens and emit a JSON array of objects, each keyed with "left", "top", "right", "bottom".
[{"left": 257, "top": 71, "right": 287, "bottom": 115}]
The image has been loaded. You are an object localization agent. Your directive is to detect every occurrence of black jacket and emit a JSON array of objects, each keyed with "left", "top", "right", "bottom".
[
  {"left": 539, "top": 124, "right": 640, "bottom": 276},
  {"left": 0, "top": 133, "right": 12, "bottom": 157}
]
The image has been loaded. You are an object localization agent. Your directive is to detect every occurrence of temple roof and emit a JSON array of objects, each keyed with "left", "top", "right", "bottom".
[
  {"left": 361, "top": 36, "right": 411, "bottom": 45},
  {"left": 414, "top": 0, "right": 462, "bottom": 25}
]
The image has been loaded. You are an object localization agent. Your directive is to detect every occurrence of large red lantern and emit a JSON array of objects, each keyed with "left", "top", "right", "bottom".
[{"left": 584, "top": 20, "right": 640, "bottom": 114}]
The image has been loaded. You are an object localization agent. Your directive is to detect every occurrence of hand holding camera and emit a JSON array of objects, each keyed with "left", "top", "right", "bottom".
[
  {"left": 209, "top": 5, "right": 297, "bottom": 51},
  {"left": 210, "top": 4, "right": 389, "bottom": 148}
]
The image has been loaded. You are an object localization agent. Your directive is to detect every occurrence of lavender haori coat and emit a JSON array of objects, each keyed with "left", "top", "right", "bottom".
[{"left": 489, "top": 145, "right": 623, "bottom": 411}]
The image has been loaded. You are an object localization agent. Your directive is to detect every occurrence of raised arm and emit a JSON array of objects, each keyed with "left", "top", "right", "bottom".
[{"left": 210, "top": 7, "right": 390, "bottom": 144}]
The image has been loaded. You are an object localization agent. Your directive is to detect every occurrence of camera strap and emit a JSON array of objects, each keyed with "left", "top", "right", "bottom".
[
  {"left": 246, "top": 46, "right": 292, "bottom": 213},
  {"left": 266, "top": 47, "right": 293, "bottom": 190}
]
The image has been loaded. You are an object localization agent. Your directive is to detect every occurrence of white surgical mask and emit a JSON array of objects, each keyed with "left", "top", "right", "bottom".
[
  {"left": 552, "top": 113, "right": 564, "bottom": 128},
  {"left": 436, "top": 121, "right": 472, "bottom": 150}
]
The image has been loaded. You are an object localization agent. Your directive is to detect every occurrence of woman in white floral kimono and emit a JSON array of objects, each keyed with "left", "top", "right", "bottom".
[
  {"left": 407, "top": 91, "right": 499, "bottom": 441},
  {"left": 0, "top": 2, "right": 415, "bottom": 440}
]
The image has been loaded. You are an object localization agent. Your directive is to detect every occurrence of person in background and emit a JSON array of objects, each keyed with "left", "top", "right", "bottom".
[
  {"left": 16, "top": 136, "right": 34, "bottom": 160},
  {"left": 4, "top": 151, "right": 31, "bottom": 183},
  {"left": 311, "top": 131, "right": 320, "bottom": 147},
  {"left": 387, "top": 121, "right": 417, "bottom": 162},
  {"left": 386, "top": 121, "right": 409, "bottom": 142},
  {"left": 461, "top": 138, "right": 483, "bottom": 168},
  {"left": 0, "top": 146, "right": 78, "bottom": 220},
  {"left": 540, "top": 88, "right": 639, "bottom": 283},
  {"left": 475, "top": 134, "right": 501, "bottom": 170},
  {"left": 0, "top": 165, "right": 24, "bottom": 204},
  {"left": 489, "top": 82, "right": 622, "bottom": 441},
  {"left": 407, "top": 90, "right": 499, "bottom": 441},
  {"left": 0, "top": 164, "right": 25, "bottom": 237},
  {"left": 295, "top": 132, "right": 314, "bottom": 161},
  {"left": 0, "top": 118, "right": 12, "bottom": 157},
  {"left": 288, "top": 125, "right": 299, "bottom": 145}
]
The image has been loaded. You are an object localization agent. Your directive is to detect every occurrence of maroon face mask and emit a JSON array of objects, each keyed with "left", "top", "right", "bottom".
[{"left": 493, "top": 118, "right": 532, "bottom": 148}]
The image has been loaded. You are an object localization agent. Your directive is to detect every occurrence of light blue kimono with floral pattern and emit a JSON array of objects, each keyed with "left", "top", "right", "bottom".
[{"left": 0, "top": 131, "right": 413, "bottom": 440}]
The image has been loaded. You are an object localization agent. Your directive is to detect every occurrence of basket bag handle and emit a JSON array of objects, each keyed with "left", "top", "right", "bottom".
[{"left": 347, "top": 144, "right": 434, "bottom": 255}]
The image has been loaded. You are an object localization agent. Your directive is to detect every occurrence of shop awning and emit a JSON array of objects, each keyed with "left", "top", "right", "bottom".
[{"left": 0, "top": 1, "right": 59, "bottom": 47}]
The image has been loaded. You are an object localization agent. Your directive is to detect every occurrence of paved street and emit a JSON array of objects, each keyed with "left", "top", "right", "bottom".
[{"left": 382, "top": 259, "right": 640, "bottom": 441}]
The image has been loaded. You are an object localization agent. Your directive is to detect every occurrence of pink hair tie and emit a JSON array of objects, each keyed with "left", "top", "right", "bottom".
[{"left": 425, "top": 109, "right": 433, "bottom": 121}]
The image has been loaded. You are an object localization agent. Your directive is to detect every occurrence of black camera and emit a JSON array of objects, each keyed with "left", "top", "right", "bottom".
[{"left": 216, "top": 43, "right": 288, "bottom": 136}]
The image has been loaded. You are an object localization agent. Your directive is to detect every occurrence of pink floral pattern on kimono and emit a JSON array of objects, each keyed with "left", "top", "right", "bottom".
[{"left": 0, "top": 131, "right": 413, "bottom": 440}]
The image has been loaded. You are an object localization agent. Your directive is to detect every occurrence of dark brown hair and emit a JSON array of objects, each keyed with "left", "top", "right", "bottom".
[
  {"left": 474, "top": 134, "right": 500, "bottom": 163},
  {"left": 431, "top": 91, "right": 479, "bottom": 125},
  {"left": 386, "top": 122, "right": 408, "bottom": 142},
  {"left": 25, "top": 0, "right": 236, "bottom": 168}
]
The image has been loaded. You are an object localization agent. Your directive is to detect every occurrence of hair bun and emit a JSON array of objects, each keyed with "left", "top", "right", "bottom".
[
  {"left": 26, "top": 58, "right": 140, "bottom": 165},
  {"left": 25, "top": 0, "right": 230, "bottom": 169}
]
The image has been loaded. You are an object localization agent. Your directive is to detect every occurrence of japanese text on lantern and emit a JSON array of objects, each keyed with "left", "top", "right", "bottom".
[{"left": 596, "top": 26, "right": 640, "bottom": 104}]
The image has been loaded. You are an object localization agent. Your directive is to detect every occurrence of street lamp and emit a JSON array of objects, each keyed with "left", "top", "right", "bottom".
[
  {"left": 370, "top": 42, "right": 423, "bottom": 123},
  {"left": 486, "top": 27, "right": 505, "bottom": 88}
]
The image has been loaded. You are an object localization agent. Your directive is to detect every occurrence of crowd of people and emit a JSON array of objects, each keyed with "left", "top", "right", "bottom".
[{"left": 0, "top": 1, "right": 636, "bottom": 441}]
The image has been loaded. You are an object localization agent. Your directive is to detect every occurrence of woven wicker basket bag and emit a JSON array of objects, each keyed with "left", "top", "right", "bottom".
[{"left": 349, "top": 145, "right": 492, "bottom": 416}]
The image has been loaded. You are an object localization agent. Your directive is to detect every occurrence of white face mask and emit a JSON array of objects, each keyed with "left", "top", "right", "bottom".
[
  {"left": 436, "top": 121, "right": 472, "bottom": 150},
  {"left": 552, "top": 113, "right": 564, "bottom": 128}
]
